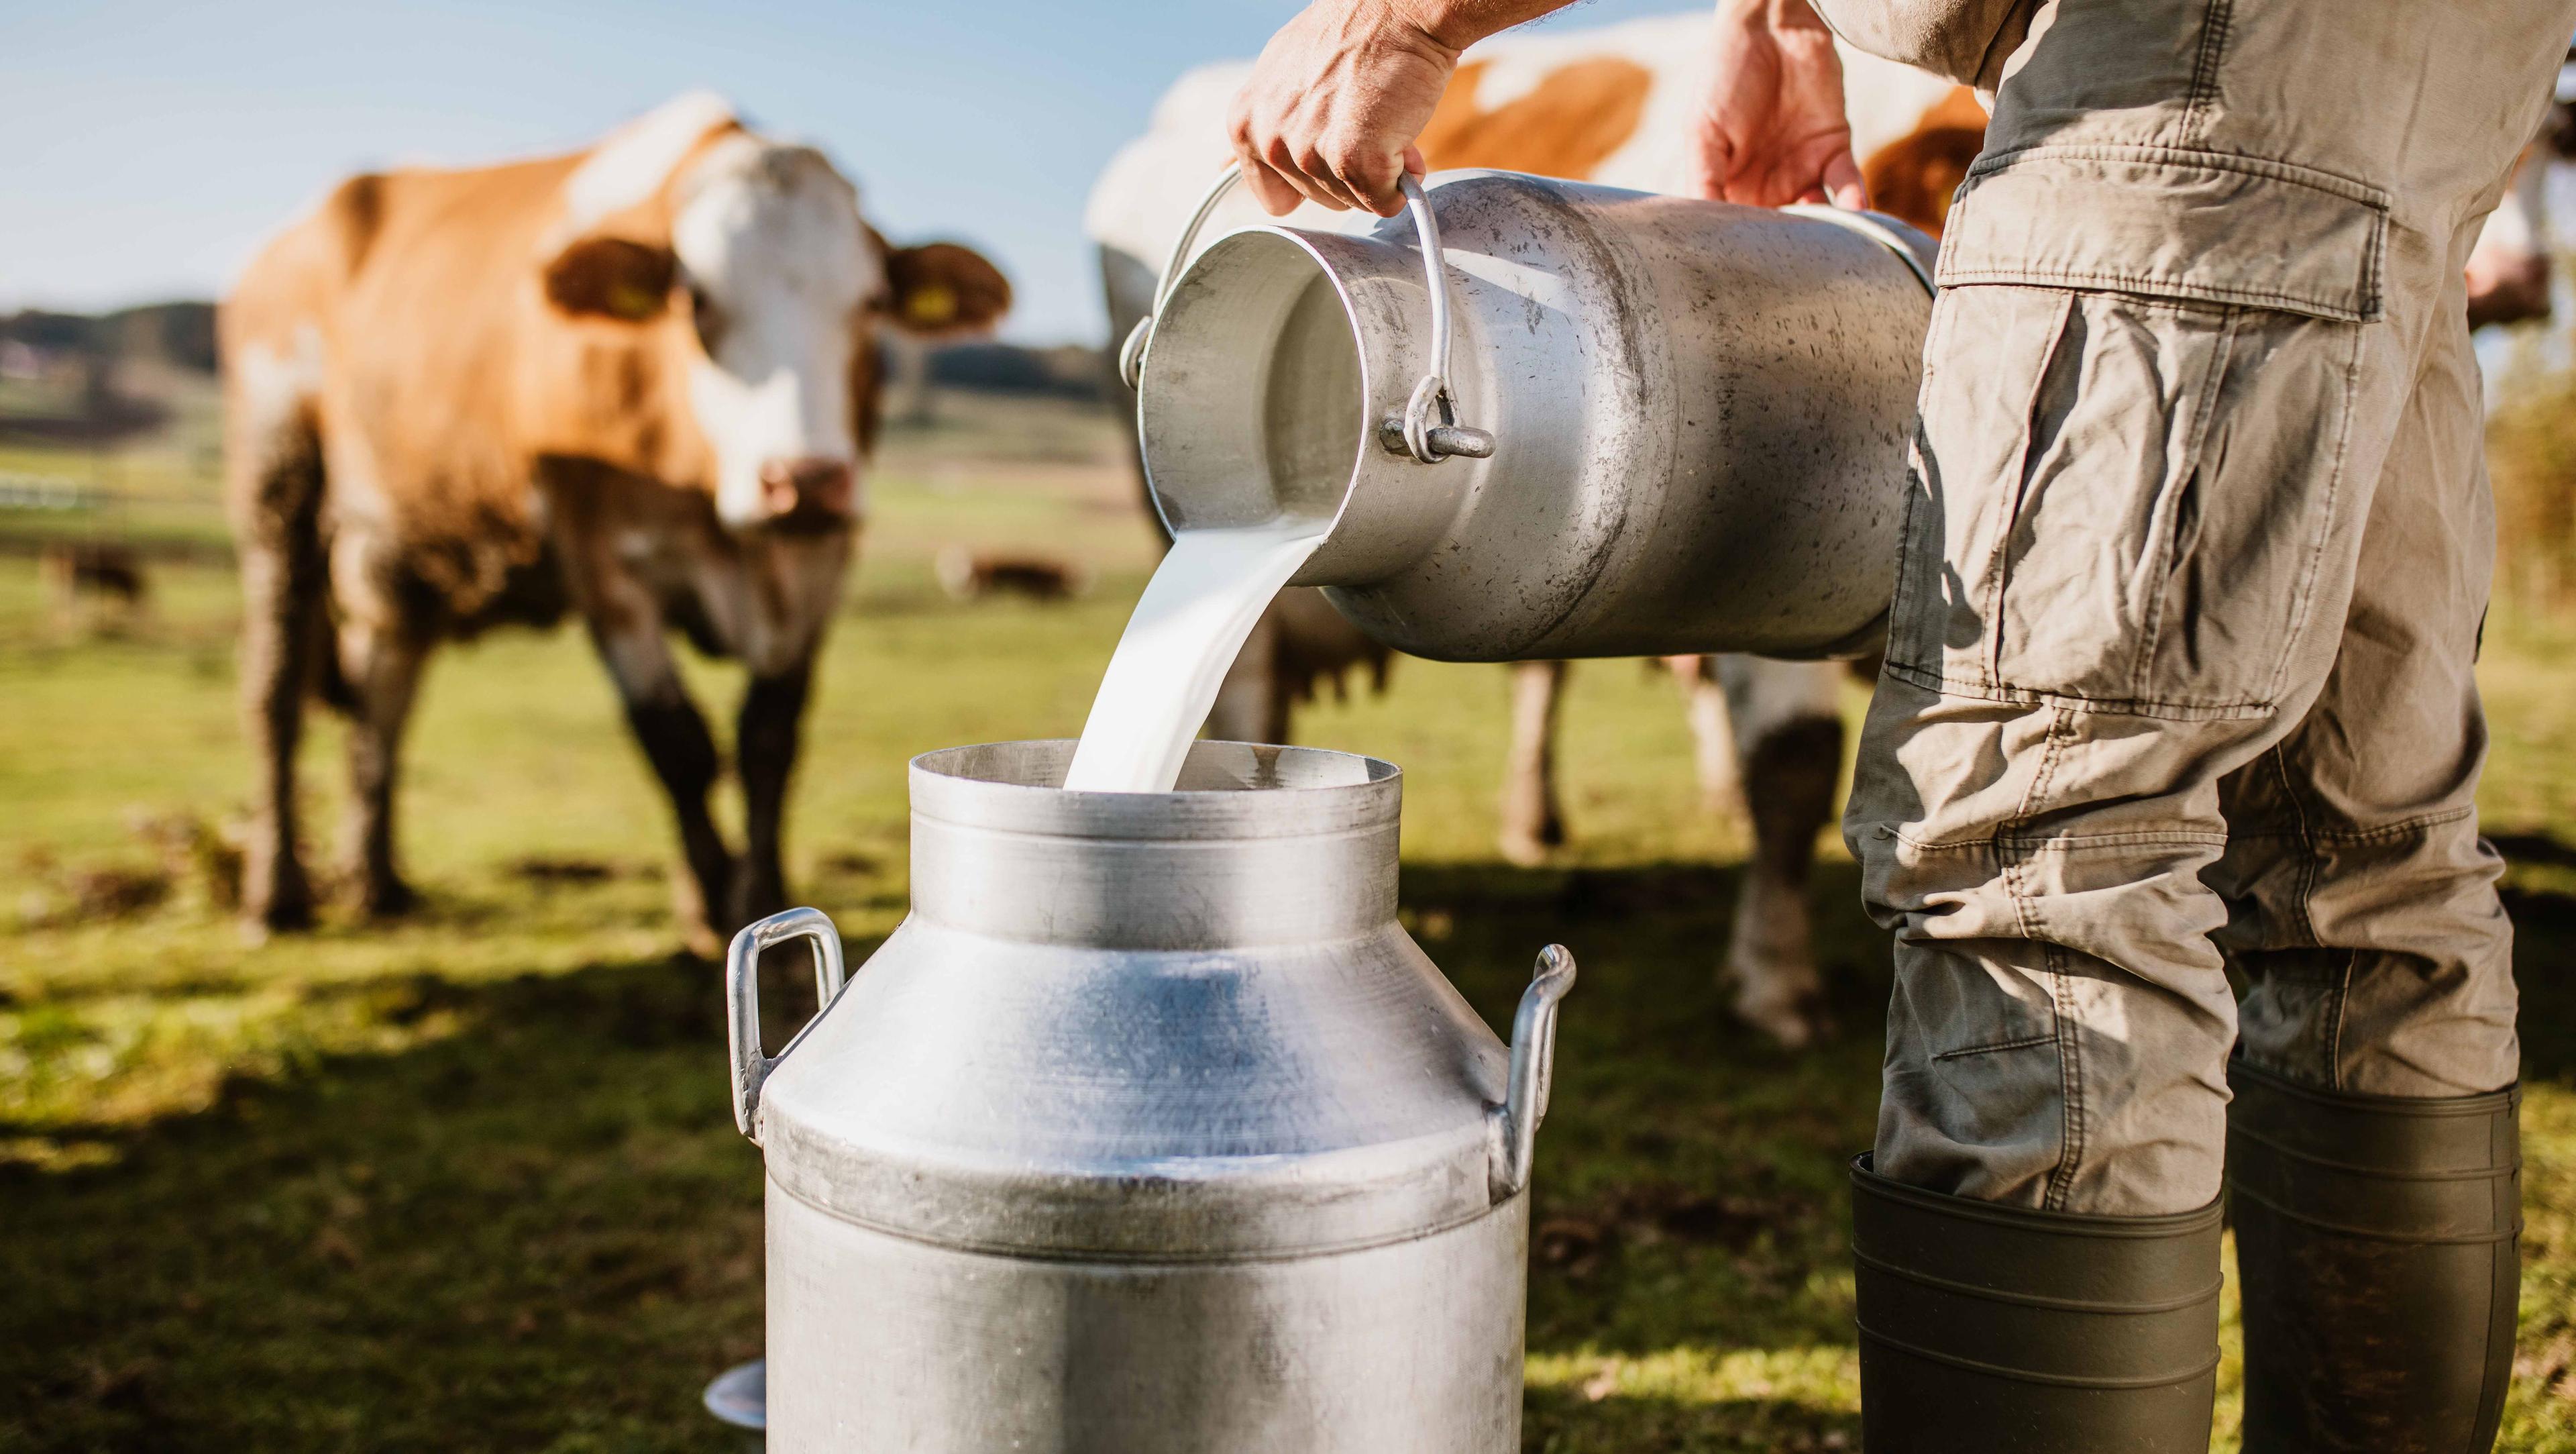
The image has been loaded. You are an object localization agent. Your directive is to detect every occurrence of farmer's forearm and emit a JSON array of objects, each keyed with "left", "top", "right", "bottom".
[
  {"left": 1715, "top": 0, "right": 1829, "bottom": 26},
  {"left": 1379, "top": 0, "right": 1584, "bottom": 56},
  {"left": 1388, "top": 0, "right": 1833, "bottom": 64}
]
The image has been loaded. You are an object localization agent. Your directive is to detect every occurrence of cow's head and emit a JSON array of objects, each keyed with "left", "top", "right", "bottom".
[{"left": 539, "top": 99, "right": 1010, "bottom": 531}]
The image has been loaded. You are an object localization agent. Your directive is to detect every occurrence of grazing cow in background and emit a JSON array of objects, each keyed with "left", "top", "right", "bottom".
[
  {"left": 223, "top": 92, "right": 1009, "bottom": 950},
  {"left": 40, "top": 540, "right": 150, "bottom": 623},
  {"left": 2467, "top": 64, "right": 2576, "bottom": 328},
  {"left": 1090, "top": 14, "right": 1970, "bottom": 1045},
  {"left": 934, "top": 546, "right": 1093, "bottom": 602}
]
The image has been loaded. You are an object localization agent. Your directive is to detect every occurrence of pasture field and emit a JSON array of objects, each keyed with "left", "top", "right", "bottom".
[{"left": 9, "top": 391, "right": 2576, "bottom": 1452}]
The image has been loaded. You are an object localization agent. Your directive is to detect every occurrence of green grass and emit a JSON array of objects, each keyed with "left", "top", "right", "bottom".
[{"left": 8, "top": 395, "right": 2576, "bottom": 1450}]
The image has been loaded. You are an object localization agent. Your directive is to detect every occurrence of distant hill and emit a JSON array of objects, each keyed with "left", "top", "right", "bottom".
[
  {"left": 925, "top": 341, "right": 1104, "bottom": 401},
  {"left": 0, "top": 301, "right": 1099, "bottom": 403},
  {"left": 1, "top": 302, "right": 217, "bottom": 375}
]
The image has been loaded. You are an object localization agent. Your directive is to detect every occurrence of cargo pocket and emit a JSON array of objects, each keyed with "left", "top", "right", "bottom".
[
  {"left": 1888, "top": 149, "right": 2383, "bottom": 715},
  {"left": 1987, "top": 291, "right": 2237, "bottom": 708}
]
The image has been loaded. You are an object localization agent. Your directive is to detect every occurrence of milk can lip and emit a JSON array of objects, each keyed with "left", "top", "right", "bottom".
[{"left": 908, "top": 740, "right": 1402, "bottom": 837}]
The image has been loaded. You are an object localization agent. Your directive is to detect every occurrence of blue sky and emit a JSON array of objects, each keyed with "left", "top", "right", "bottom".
[{"left": 0, "top": 0, "right": 1697, "bottom": 343}]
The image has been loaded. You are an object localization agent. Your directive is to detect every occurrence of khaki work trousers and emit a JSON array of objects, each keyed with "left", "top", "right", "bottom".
[{"left": 1833, "top": 0, "right": 2576, "bottom": 1214}]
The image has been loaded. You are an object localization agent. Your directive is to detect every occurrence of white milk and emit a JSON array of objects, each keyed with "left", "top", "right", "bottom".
[{"left": 1062, "top": 521, "right": 1328, "bottom": 792}]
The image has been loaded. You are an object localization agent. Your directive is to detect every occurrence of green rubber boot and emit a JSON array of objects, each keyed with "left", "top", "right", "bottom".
[
  {"left": 2229, "top": 1057, "right": 2522, "bottom": 1453},
  {"left": 1850, "top": 1154, "right": 2222, "bottom": 1453}
]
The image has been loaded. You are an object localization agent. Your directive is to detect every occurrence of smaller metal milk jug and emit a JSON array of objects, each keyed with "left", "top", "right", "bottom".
[
  {"left": 1124, "top": 167, "right": 1939, "bottom": 662},
  {"left": 727, "top": 741, "right": 1575, "bottom": 1452}
]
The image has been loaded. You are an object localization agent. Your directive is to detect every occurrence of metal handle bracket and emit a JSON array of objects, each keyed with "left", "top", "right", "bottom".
[
  {"left": 1489, "top": 943, "right": 1577, "bottom": 1202},
  {"left": 726, "top": 906, "right": 849, "bottom": 1144},
  {"left": 1121, "top": 164, "right": 1493, "bottom": 464}
]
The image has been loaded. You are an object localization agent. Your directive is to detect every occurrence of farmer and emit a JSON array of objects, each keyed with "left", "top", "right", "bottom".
[{"left": 1228, "top": 1, "right": 2576, "bottom": 1448}]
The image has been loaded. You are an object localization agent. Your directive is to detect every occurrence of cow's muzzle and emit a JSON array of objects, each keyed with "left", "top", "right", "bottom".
[{"left": 758, "top": 458, "right": 858, "bottom": 532}]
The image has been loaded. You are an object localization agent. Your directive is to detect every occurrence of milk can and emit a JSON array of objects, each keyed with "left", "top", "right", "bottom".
[
  {"left": 728, "top": 740, "right": 1575, "bottom": 1452},
  {"left": 1123, "top": 168, "right": 1938, "bottom": 662}
]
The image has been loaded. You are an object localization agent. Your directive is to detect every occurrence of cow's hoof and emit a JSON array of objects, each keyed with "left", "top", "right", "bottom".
[
  {"left": 240, "top": 900, "right": 314, "bottom": 943},
  {"left": 359, "top": 878, "right": 421, "bottom": 920},
  {"left": 1729, "top": 979, "right": 1835, "bottom": 1050},
  {"left": 242, "top": 873, "right": 317, "bottom": 940},
  {"left": 1497, "top": 831, "right": 1552, "bottom": 868}
]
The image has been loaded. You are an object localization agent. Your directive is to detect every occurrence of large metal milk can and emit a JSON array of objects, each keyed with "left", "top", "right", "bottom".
[
  {"left": 1124, "top": 168, "right": 1938, "bottom": 662},
  {"left": 728, "top": 739, "right": 1575, "bottom": 1451}
]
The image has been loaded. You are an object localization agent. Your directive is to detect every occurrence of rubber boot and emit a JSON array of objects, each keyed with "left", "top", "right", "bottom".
[
  {"left": 1850, "top": 1153, "right": 2222, "bottom": 1453},
  {"left": 2229, "top": 1057, "right": 2521, "bottom": 1453}
]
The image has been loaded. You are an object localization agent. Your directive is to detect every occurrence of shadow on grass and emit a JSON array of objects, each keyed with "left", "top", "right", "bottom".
[
  {"left": 1407, "top": 860, "right": 1886, "bottom": 1373},
  {"left": 0, "top": 950, "right": 860, "bottom": 1454},
  {"left": 1525, "top": 1384, "right": 1862, "bottom": 1454},
  {"left": 2505, "top": 881, "right": 2576, "bottom": 1087}
]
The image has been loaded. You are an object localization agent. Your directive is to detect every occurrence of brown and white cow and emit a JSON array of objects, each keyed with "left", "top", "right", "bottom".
[
  {"left": 224, "top": 92, "right": 1008, "bottom": 949},
  {"left": 1089, "top": 16, "right": 1970, "bottom": 1047},
  {"left": 2467, "top": 66, "right": 2576, "bottom": 329}
]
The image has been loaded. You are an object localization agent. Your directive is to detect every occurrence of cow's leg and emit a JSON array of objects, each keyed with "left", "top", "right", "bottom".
[
  {"left": 333, "top": 601, "right": 431, "bottom": 918},
  {"left": 579, "top": 593, "right": 735, "bottom": 956},
  {"left": 732, "top": 662, "right": 812, "bottom": 929},
  {"left": 1205, "top": 605, "right": 1286, "bottom": 744},
  {"left": 229, "top": 413, "right": 327, "bottom": 935},
  {"left": 1669, "top": 654, "right": 1746, "bottom": 816},
  {"left": 1715, "top": 656, "right": 1845, "bottom": 1047},
  {"left": 1497, "top": 660, "right": 1568, "bottom": 867}
]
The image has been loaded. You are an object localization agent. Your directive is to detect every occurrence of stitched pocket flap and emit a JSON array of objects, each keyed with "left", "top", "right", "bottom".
[{"left": 1936, "top": 145, "right": 2390, "bottom": 323}]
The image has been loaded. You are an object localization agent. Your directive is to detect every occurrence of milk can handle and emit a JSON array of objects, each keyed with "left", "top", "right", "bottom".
[
  {"left": 1491, "top": 943, "right": 1577, "bottom": 1202},
  {"left": 725, "top": 906, "right": 849, "bottom": 1145},
  {"left": 1117, "top": 165, "right": 1492, "bottom": 464}
]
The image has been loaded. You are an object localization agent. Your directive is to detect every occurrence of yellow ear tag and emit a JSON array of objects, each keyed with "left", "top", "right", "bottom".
[
  {"left": 904, "top": 283, "right": 959, "bottom": 328},
  {"left": 610, "top": 283, "right": 661, "bottom": 321}
]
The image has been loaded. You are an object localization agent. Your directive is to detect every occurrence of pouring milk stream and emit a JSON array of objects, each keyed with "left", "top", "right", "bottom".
[
  {"left": 1061, "top": 521, "right": 1328, "bottom": 792},
  {"left": 1064, "top": 168, "right": 1483, "bottom": 792}
]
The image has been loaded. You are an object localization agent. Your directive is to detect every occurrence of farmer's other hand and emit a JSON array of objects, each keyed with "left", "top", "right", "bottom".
[
  {"left": 1693, "top": 0, "right": 1866, "bottom": 209},
  {"left": 1229, "top": 1, "right": 1459, "bottom": 217}
]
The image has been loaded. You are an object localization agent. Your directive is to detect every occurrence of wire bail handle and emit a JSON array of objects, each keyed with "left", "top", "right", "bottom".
[{"left": 1118, "top": 165, "right": 1493, "bottom": 464}]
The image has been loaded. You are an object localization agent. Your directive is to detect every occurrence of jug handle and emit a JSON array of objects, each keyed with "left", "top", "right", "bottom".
[
  {"left": 1118, "top": 165, "right": 1493, "bottom": 464},
  {"left": 725, "top": 906, "right": 850, "bottom": 1145},
  {"left": 1778, "top": 203, "right": 1939, "bottom": 298},
  {"left": 1490, "top": 943, "right": 1578, "bottom": 1202}
]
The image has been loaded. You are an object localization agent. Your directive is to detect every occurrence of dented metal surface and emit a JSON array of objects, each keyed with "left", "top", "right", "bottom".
[{"left": 1135, "top": 169, "right": 1936, "bottom": 662}]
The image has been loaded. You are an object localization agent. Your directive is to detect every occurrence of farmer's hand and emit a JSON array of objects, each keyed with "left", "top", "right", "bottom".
[
  {"left": 1693, "top": 0, "right": 1867, "bottom": 209},
  {"left": 1228, "top": 1, "right": 1460, "bottom": 217}
]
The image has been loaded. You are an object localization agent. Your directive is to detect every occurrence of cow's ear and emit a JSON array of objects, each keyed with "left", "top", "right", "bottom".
[
  {"left": 882, "top": 241, "right": 1011, "bottom": 337},
  {"left": 542, "top": 236, "right": 678, "bottom": 322}
]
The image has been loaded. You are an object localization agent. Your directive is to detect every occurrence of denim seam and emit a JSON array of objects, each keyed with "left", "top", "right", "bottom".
[
  {"left": 2262, "top": 321, "right": 2368, "bottom": 705},
  {"left": 1998, "top": 829, "right": 2233, "bottom": 851},
  {"left": 2222, "top": 804, "right": 2478, "bottom": 847},
  {"left": 1962, "top": 144, "right": 2394, "bottom": 210},
  {"left": 2011, "top": 707, "right": 2084, "bottom": 1213},
  {"left": 1933, "top": 1033, "right": 2061, "bottom": 1063},
  {"left": 2185, "top": 0, "right": 2235, "bottom": 139},
  {"left": 1878, "top": 659, "right": 2275, "bottom": 721},
  {"left": 2262, "top": 741, "right": 2339, "bottom": 1083},
  {"left": 1937, "top": 268, "right": 2370, "bottom": 322},
  {"left": 1987, "top": 291, "right": 2080, "bottom": 690}
]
